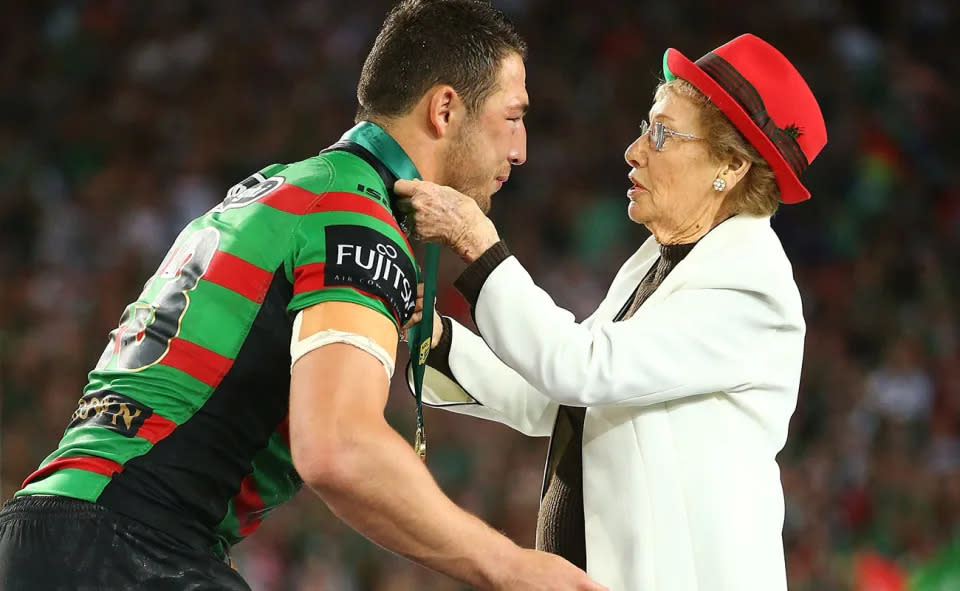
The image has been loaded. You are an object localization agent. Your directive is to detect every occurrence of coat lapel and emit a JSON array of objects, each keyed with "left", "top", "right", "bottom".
[
  {"left": 609, "top": 215, "right": 772, "bottom": 316},
  {"left": 587, "top": 236, "right": 661, "bottom": 327}
]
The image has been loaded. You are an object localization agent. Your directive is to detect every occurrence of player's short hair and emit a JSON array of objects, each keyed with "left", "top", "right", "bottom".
[{"left": 356, "top": 0, "right": 527, "bottom": 122}]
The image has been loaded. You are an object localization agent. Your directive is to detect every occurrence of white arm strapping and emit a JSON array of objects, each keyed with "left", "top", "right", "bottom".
[{"left": 290, "top": 311, "right": 395, "bottom": 378}]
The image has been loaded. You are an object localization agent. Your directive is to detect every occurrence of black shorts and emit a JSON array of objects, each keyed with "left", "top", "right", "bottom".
[{"left": 0, "top": 495, "right": 251, "bottom": 591}]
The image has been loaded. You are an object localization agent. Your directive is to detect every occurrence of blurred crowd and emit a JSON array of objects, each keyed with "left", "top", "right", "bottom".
[{"left": 1, "top": 1, "right": 958, "bottom": 589}]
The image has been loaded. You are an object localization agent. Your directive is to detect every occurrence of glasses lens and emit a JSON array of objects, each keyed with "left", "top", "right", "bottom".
[
  {"left": 640, "top": 120, "right": 657, "bottom": 150},
  {"left": 653, "top": 122, "right": 665, "bottom": 151}
]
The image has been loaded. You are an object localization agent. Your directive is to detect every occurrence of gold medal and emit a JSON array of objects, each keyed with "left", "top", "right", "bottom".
[{"left": 415, "top": 427, "right": 427, "bottom": 461}]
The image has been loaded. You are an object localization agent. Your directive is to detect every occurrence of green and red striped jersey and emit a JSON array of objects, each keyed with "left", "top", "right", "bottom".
[{"left": 17, "top": 122, "right": 421, "bottom": 557}]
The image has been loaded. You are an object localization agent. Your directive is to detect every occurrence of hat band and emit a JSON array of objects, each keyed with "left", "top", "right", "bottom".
[{"left": 696, "top": 52, "right": 809, "bottom": 177}]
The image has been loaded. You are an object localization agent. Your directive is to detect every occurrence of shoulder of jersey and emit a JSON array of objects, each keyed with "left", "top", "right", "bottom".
[
  {"left": 309, "top": 150, "right": 392, "bottom": 210},
  {"left": 214, "top": 153, "right": 395, "bottom": 218}
]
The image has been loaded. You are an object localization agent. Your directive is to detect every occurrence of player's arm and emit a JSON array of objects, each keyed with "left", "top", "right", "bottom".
[
  {"left": 289, "top": 301, "right": 518, "bottom": 588},
  {"left": 284, "top": 185, "right": 602, "bottom": 590}
]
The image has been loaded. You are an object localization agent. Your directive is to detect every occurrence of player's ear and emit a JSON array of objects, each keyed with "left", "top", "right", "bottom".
[{"left": 425, "top": 85, "right": 463, "bottom": 139}]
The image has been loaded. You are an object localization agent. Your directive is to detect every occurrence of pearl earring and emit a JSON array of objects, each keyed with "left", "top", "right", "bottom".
[{"left": 712, "top": 177, "right": 726, "bottom": 192}]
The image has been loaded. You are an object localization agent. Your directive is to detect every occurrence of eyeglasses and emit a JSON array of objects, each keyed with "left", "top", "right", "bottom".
[{"left": 638, "top": 120, "right": 703, "bottom": 151}]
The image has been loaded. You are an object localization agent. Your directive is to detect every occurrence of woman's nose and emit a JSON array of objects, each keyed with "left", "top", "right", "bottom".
[{"left": 624, "top": 137, "right": 647, "bottom": 168}]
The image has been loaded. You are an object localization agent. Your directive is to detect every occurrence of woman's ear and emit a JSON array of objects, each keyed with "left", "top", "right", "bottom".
[{"left": 718, "top": 153, "right": 752, "bottom": 192}]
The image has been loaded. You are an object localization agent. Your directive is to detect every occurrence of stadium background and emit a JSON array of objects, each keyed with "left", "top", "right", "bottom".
[{"left": 1, "top": 1, "right": 958, "bottom": 589}]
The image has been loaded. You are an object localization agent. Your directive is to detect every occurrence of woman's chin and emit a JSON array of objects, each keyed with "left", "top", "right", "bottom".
[{"left": 627, "top": 201, "right": 647, "bottom": 225}]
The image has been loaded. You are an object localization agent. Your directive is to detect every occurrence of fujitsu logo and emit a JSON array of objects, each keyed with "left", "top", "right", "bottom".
[{"left": 335, "top": 242, "right": 414, "bottom": 311}]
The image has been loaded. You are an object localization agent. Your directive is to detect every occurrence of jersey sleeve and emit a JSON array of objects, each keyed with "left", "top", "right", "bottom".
[{"left": 287, "top": 192, "right": 419, "bottom": 331}]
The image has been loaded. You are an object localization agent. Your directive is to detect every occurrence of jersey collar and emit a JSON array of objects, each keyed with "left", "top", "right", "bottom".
[{"left": 339, "top": 122, "right": 422, "bottom": 181}]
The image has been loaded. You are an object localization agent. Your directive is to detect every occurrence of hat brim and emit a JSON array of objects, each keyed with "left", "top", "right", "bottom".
[{"left": 664, "top": 48, "right": 810, "bottom": 204}]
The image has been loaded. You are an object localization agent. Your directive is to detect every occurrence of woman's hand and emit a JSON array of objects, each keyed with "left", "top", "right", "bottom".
[{"left": 394, "top": 179, "right": 501, "bottom": 263}]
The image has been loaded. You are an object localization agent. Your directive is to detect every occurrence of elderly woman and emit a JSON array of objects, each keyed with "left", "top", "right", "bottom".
[{"left": 396, "top": 34, "right": 827, "bottom": 590}]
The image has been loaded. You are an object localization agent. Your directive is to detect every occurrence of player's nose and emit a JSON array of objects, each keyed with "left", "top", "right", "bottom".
[{"left": 509, "top": 124, "right": 527, "bottom": 166}]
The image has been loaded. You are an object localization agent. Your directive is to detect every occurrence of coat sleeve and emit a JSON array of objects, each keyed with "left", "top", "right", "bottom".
[
  {"left": 406, "top": 316, "right": 559, "bottom": 437},
  {"left": 472, "top": 256, "right": 801, "bottom": 407}
]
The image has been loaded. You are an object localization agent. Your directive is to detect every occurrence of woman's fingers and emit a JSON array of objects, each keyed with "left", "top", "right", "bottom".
[
  {"left": 393, "top": 180, "right": 484, "bottom": 248},
  {"left": 393, "top": 178, "right": 421, "bottom": 198}
]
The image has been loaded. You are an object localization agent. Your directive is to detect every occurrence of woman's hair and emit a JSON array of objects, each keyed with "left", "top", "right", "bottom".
[{"left": 655, "top": 79, "right": 780, "bottom": 216}]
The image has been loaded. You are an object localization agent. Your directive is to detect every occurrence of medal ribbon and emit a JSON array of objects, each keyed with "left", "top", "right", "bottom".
[{"left": 408, "top": 243, "right": 439, "bottom": 460}]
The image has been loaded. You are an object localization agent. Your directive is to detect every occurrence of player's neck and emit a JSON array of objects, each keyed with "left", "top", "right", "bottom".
[{"left": 378, "top": 117, "right": 443, "bottom": 183}]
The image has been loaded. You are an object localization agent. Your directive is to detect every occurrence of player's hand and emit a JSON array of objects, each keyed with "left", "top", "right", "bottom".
[
  {"left": 402, "top": 283, "right": 425, "bottom": 340},
  {"left": 402, "top": 284, "right": 442, "bottom": 348},
  {"left": 491, "top": 549, "right": 607, "bottom": 591},
  {"left": 431, "top": 308, "right": 443, "bottom": 348},
  {"left": 395, "top": 179, "right": 501, "bottom": 263}
]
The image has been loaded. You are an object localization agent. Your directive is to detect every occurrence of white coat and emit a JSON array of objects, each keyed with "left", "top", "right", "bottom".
[{"left": 413, "top": 214, "right": 804, "bottom": 590}]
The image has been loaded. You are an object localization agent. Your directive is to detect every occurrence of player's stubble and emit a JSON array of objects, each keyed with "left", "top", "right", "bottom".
[{"left": 441, "top": 116, "right": 495, "bottom": 214}]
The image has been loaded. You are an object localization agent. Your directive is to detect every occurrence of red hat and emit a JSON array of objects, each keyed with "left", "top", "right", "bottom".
[{"left": 663, "top": 34, "right": 827, "bottom": 203}]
